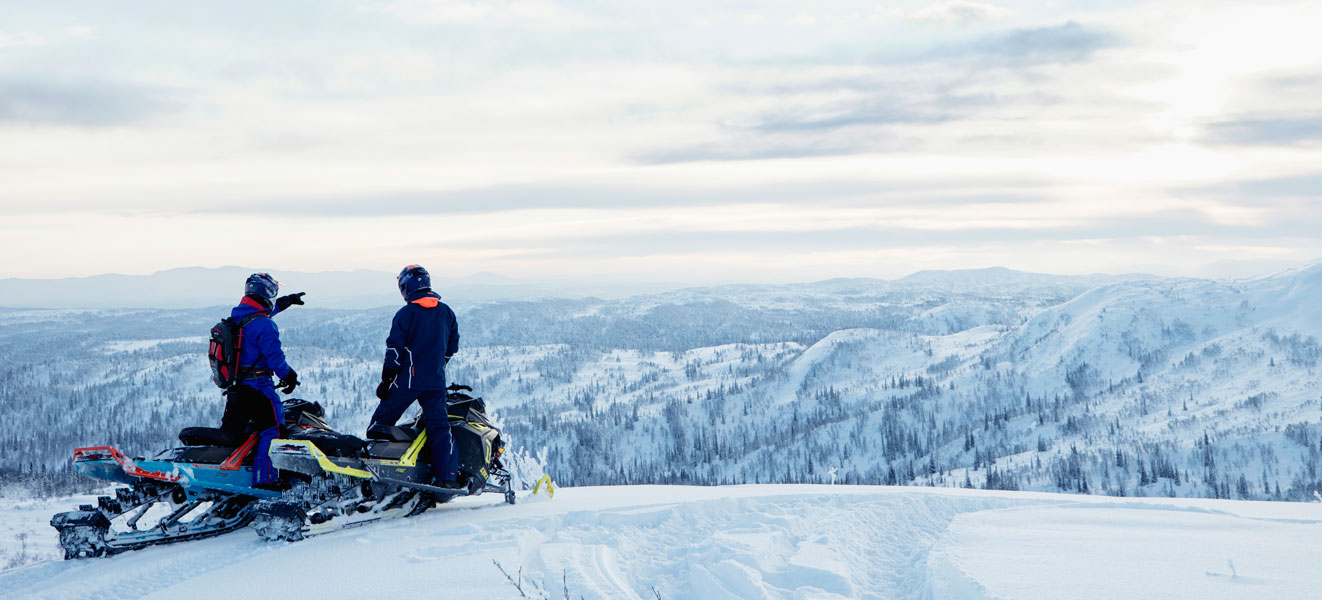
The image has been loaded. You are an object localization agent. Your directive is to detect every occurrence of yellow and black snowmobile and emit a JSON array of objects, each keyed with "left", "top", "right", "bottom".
[{"left": 251, "top": 385, "right": 514, "bottom": 541}]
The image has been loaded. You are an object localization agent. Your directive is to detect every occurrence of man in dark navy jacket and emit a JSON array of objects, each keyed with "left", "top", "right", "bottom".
[
  {"left": 372, "top": 264, "right": 462, "bottom": 487},
  {"left": 220, "top": 272, "right": 305, "bottom": 485}
]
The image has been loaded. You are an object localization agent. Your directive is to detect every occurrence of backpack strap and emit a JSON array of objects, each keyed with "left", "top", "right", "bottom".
[
  {"left": 235, "top": 313, "right": 271, "bottom": 379},
  {"left": 236, "top": 313, "right": 267, "bottom": 328}
]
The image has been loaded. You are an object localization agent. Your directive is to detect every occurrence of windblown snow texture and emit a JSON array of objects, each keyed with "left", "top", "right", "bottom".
[{"left": 2, "top": 486, "right": 1320, "bottom": 599}]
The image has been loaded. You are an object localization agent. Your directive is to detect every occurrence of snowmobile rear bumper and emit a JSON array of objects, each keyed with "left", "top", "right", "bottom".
[{"left": 72, "top": 444, "right": 283, "bottom": 499}]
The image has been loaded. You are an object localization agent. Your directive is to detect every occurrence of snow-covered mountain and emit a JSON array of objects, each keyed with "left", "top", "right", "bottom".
[
  {"left": 3, "top": 265, "right": 1322, "bottom": 503},
  {"left": 1, "top": 485, "right": 1318, "bottom": 599}
]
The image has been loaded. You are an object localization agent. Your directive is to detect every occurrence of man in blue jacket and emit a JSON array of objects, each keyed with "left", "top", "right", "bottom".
[
  {"left": 219, "top": 272, "right": 305, "bottom": 485},
  {"left": 372, "top": 264, "right": 462, "bottom": 488}
]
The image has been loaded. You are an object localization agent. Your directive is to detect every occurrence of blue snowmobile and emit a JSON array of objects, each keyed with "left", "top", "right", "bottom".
[
  {"left": 51, "top": 387, "right": 517, "bottom": 558},
  {"left": 49, "top": 399, "right": 330, "bottom": 558}
]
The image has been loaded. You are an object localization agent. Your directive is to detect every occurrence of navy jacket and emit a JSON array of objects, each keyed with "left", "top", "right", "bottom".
[
  {"left": 383, "top": 290, "right": 459, "bottom": 391},
  {"left": 231, "top": 296, "right": 293, "bottom": 383}
]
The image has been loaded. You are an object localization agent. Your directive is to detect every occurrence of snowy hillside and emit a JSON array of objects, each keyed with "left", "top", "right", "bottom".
[
  {"left": 2, "top": 485, "right": 1319, "bottom": 599},
  {"left": 4, "top": 265, "right": 1322, "bottom": 504}
]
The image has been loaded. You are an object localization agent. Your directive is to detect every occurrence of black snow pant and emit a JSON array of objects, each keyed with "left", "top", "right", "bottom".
[
  {"left": 220, "top": 383, "right": 284, "bottom": 484},
  {"left": 370, "top": 388, "right": 458, "bottom": 484}
]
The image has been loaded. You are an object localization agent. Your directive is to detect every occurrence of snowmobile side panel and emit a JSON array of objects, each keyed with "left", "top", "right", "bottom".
[
  {"left": 365, "top": 441, "right": 410, "bottom": 460},
  {"left": 74, "top": 446, "right": 283, "bottom": 499},
  {"left": 452, "top": 421, "right": 498, "bottom": 480},
  {"left": 269, "top": 439, "right": 374, "bottom": 478},
  {"left": 397, "top": 429, "right": 427, "bottom": 466},
  {"left": 271, "top": 428, "right": 434, "bottom": 478}
]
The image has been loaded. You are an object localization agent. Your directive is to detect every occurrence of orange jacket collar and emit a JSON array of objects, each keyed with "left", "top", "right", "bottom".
[{"left": 411, "top": 297, "right": 440, "bottom": 308}]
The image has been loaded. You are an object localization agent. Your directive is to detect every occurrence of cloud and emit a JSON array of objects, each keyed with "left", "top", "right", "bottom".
[
  {"left": 950, "top": 21, "right": 1122, "bottom": 65},
  {"left": 910, "top": 2, "right": 1011, "bottom": 26},
  {"left": 176, "top": 177, "right": 1057, "bottom": 217},
  {"left": 637, "top": 92, "right": 1004, "bottom": 162},
  {"left": 782, "top": 20, "right": 1123, "bottom": 67},
  {"left": 752, "top": 92, "right": 993, "bottom": 133},
  {"left": 641, "top": 20, "right": 1123, "bottom": 163},
  {"left": 0, "top": 31, "right": 45, "bottom": 48},
  {"left": 1264, "top": 72, "right": 1322, "bottom": 97},
  {"left": 416, "top": 206, "right": 1322, "bottom": 263},
  {"left": 1204, "top": 114, "right": 1322, "bottom": 146},
  {"left": 1182, "top": 173, "right": 1322, "bottom": 200},
  {"left": 186, "top": 182, "right": 837, "bottom": 217},
  {"left": 372, "top": 0, "right": 615, "bottom": 30},
  {"left": 637, "top": 141, "right": 864, "bottom": 163},
  {"left": 0, "top": 76, "right": 183, "bottom": 127},
  {"left": 61, "top": 26, "right": 98, "bottom": 39}
]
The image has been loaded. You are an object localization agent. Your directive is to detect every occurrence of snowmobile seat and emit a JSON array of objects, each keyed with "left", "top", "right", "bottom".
[
  {"left": 163, "top": 445, "right": 248, "bottom": 465},
  {"left": 366, "top": 423, "right": 419, "bottom": 443},
  {"left": 179, "top": 427, "right": 240, "bottom": 447}
]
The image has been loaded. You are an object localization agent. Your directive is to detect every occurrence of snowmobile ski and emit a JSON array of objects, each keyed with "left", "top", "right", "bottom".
[{"left": 532, "top": 475, "right": 555, "bottom": 499}]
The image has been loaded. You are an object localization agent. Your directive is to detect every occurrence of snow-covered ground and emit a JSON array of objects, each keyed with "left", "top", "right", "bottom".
[{"left": 2, "top": 485, "right": 1318, "bottom": 599}]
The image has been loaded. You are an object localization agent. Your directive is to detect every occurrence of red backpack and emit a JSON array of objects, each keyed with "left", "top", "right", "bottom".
[{"left": 208, "top": 314, "right": 266, "bottom": 389}]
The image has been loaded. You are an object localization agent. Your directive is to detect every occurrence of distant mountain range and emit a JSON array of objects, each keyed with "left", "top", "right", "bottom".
[{"left": 0, "top": 262, "right": 1295, "bottom": 312}]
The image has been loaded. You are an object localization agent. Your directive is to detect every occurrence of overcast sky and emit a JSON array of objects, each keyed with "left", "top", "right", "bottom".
[{"left": 2, "top": 0, "right": 1320, "bottom": 283}]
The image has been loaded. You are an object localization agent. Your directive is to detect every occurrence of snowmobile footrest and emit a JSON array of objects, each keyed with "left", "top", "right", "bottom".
[{"left": 363, "top": 465, "right": 472, "bottom": 497}]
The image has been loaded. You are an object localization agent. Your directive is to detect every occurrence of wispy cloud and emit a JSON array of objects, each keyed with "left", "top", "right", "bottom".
[
  {"left": 0, "top": 31, "right": 44, "bottom": 49},
  {"left": 641, "top": 22, "right": 1122, "bottom": 163},
  {"left": 750, "top": 94, "right": 982, "bottom": 133},
  {"left": 637, "top": 141, "right": 866, "bottom": 164},
  {"left": 61, "top": 26, "right": 97, "bottom": 39},
  {"left": 185, "top": 178, "right": 1052, "bottom": 217},
  {"left": 1204, "top": 114, "right": 1322, "bottom": 146},
  {"left": 910, "top": 1, "right": 1011, "bottom": 26},
  {"left": 946, "top": 21, "right": 1123, "bottom": 65},
  {"left": 0, "top": 76, "right": 182, "bottom": 127},
  {"left": 371, "top": 0, "right": 617, "bottom": 29},
  {"left": 1181, "top": 173, "right": 1322, "bottom": 202}
]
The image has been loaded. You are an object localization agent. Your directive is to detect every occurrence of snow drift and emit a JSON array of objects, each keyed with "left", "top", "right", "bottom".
[{"left": 2, "top": 485, "right": 1319, "bottom": 599}]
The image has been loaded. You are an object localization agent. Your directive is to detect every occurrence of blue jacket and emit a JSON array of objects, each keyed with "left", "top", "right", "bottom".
[
  {"left": 231, "top": 296, "right": 293, "bottom": 383},
  {"left": 383, "top": 290, "right": 459, "bottom": 391}
]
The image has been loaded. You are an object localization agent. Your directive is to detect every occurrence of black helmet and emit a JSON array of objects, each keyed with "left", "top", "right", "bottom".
[
  {"left": 397, "top": 264, "right": 430, "bottom": 299},
  {"left": 245, "top": 272, "right": 280, "bottom": 302}
]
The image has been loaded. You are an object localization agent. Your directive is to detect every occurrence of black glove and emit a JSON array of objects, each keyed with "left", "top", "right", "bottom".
[
  {"left": 276, "top": 292, "right": 306, "bottom": 312},
  {"left": 376, "top": 369, "right": 396, "bottom": 401},
  {"left": 277, "top": 369, "right": 300, "bottom": 395}
]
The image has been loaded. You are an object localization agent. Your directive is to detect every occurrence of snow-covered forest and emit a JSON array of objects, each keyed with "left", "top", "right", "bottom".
[{"left": 4, "top": 265, "right": 1322, "bottom": 501}]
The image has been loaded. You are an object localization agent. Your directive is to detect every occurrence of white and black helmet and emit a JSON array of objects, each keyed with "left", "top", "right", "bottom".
[{"left": 245, "top": 272, "right": 280, "bottom": 301}]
